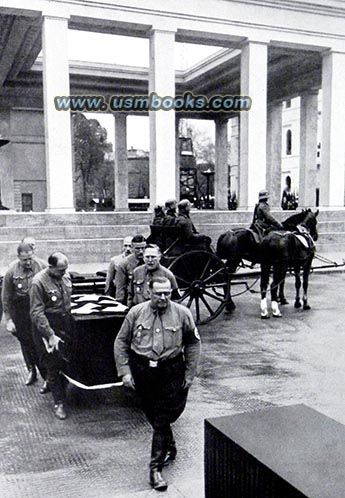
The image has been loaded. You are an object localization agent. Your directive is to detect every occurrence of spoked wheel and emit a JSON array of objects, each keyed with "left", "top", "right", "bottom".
[{"left": 168, "top": 250, "right": 230, "bottom": 325}]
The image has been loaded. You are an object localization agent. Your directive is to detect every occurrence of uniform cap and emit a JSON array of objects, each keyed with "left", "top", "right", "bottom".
[{"left": 258, "top": 190, "right": 269, "bottom": 201}]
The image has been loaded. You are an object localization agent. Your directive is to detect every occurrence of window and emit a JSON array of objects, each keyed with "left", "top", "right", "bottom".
[
  {"left": 22, "top": 193, "right": 33, "bottom": 212},
  {"left": 286, "top": 129, "right": 292, "bottom": 155},
  {"left": 315, "top": 188, "right": 319, "bottom": 207},
  {"left": 285, "top": 99, "right": 291, "bottom": 108}
]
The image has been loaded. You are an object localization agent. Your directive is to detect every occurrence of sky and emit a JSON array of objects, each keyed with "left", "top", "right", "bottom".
[{"left": 67, "top": 30, "right": 219, "bottom": 150}]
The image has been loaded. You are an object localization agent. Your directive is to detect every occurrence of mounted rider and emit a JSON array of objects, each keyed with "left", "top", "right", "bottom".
[{"left": 251, "top": 190, "right": 284, "bottom": 240}]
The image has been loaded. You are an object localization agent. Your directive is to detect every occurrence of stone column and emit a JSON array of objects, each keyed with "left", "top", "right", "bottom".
[
  {"left": 114, "top": 113, "right": 128, "bottom": 211},
  {"left": 149, "top": 29, "right": 176, "bottom": 207},
  {"left": 42, "top": 15, "right": 74, "bottom": 212},
  {"left": 299, "top": 92, "right": 318, "bottom": 208},
  {"left": 266, "top": 102, "right": 283, "bottom": 209},
  {"left": 175, "top": 115, "right": 180, "bottom": 201},
  {"left": 215, "top": 118, "right": 229, "bottom": 210},
  {"left": 239, "top": 41, "right": 268, "bottom": 208},
  {"left": 321, "top": 51, "right": 345, "bottom": 207},
  {"left": 229, "top": 116, "right": 239, "bottom": 197}
]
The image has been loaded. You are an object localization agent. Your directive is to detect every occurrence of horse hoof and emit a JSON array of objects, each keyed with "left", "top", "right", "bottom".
[
  {"left": 279, "top": 298, "right": 289, "bottom": 305},
  {"left": 261, "top": 314, "right": 270, "bottom": 319},
  {"left": 303, "top": 304, "right": 311, "bottom": 311},
  {"left": 225, "top": 303, "right": 236, "bottom": 314},
  {"left": 294, "top": 301, "right": 302, "bottom": 309},
  {"left": 224, "top": 308, "right": 233, "bottom": 315},
  {"left": 272, "top": 312, "right": 282, "bottom": 318}
]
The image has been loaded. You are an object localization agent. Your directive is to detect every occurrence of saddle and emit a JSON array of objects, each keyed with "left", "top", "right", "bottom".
[{"left": 294, "top": 232, "right": 314, "bottom": 249}]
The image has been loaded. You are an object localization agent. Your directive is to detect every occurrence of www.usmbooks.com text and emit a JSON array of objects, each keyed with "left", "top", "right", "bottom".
[{"left": 54, "top": 92, "right": 252, "bottom": 112}]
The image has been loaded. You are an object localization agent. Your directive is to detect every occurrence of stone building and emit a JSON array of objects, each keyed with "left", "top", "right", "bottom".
[{"left": 1, "top": 0, "right": 345, "bottom": 212}]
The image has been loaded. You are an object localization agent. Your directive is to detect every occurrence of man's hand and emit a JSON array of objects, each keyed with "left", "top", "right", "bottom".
[
  {"left": 122, "top": 373, "right": 135, "bottom": 390},
  {"left": 6, "top": 319, "right": 16, "bottom": 335},
  {"left": 48, "top": 334, "right": 64, "bottom": 352},
  {"left": 182, "top": 377, "right": 193, "bottom": 390}
]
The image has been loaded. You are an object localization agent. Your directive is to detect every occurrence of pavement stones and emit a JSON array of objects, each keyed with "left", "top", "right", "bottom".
[{"left": 1, "top": 273, "right": 345, "bottom": 497}]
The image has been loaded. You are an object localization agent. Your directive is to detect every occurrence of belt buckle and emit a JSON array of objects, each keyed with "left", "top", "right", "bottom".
[{"left": 149, "top": 360, "right": 158, "bottom": 368}]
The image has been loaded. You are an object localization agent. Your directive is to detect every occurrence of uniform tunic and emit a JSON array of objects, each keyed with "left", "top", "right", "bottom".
[
  {"left": 127, "top": 264, "right": 178, "bottom": 308},
  {"left": 252, "top": 201, "right": 282, "bottom": 236},
  {"left": 30, "top": 268, "right": 73, "bottom": 403},
  {"left": 115, "top": 299, "right": 200, "bottom": 378},
  {"left": 2, "top": 257, "right": 47, "bottom": 371},
  {"left": 175, "top": 213, "right": 211, "bottom": 251},
  {"left": 104, "top": 252, "right": 126, "bottom": 296},
  {"left": 30, "top": 269, "right": 72, "bottom": 339},
  {"left": 115, "top": 253, "right": 142, "bottom": 304}
]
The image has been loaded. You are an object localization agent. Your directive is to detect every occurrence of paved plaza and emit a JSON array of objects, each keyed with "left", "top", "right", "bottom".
[{"left": 1, "top": 271, "right": 345, "bottom": 498}]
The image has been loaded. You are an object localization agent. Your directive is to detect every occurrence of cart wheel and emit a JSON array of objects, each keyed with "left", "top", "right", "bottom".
[{"left": 168, "top": 250, "right": 230, "bottom": 325}]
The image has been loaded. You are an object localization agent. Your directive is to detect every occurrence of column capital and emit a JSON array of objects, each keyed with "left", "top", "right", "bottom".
[
  {"left": 240, "top": 39, "right": 269, "bottom": 49},
  {"left": 113, "top": 112, "right": 129, "bottom": 120},
  {"left": 148, "top": 27, "right": 177, "bottom": 38},
  {"left": 322, "top": 48, "right": 345, "bottom": 57},
  {"left": 42, "top": 5, "right": 70, "bottom": 20},
  {"left": 300, "top": 89, "right": 319, "bottom": 98},
  {"left": 214, "top": 117, "right": 229, "bottom": 125},
  {"left": 268, "top": 100, "right": 283, "bottom": 109}
]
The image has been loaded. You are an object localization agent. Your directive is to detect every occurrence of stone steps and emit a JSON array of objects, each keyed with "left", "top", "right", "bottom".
[{"left": 0, "top": 209, "right": 343, "bottom": 268}]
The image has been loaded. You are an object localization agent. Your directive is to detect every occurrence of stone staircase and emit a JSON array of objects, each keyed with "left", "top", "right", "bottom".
[{"left": 0, "top": 209, "right": 343, "bottom": 270}]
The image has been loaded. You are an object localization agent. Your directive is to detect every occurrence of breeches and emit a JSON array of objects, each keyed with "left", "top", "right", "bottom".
[
  {"left": 130, "top": 353, "right": 188, "bottom": 430},
  {"left": 32, "top": 327, "right": 67, "bottom": 403},
  {"left": 12, "top": 301, "right": 40, "bottom": 372}
]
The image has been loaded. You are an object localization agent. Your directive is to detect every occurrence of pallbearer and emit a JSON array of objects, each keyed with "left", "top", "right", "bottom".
[
  {"left": 2, "top": 242, "right": 47, "bottom": 388},
  {"left": 30, "top": 252, "right": 72, "bottom": 420}
]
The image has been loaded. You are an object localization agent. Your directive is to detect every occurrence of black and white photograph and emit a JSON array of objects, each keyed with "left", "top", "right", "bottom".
[{"left": 1, "top": 0, "right": 345, "bottom": 497}]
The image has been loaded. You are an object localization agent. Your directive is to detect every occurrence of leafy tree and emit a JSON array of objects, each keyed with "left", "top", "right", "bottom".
[
  {"left": 180, "top": 119, "right": 216, "bottom": 165},
  {"left": 71, "top": 113, "right": 113, "bottom": 210}
]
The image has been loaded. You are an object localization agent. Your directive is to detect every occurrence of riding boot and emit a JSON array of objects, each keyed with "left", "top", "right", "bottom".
[
  {"left": 163, "top": 427, "right": 177, "bottom": 466},
  {"left": 25, "top": 367, "right": 37, "bottom": 386},
  {"left": 149, "top": 430, "right": 168, "bottom": 491},
  {"left": 48, "top": 374, "right": 66, "bottom": 405}
]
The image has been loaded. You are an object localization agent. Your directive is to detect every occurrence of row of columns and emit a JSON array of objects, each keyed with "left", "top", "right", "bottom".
[{"left": 42, "top": 15, "right": 345, "bottom": 212}]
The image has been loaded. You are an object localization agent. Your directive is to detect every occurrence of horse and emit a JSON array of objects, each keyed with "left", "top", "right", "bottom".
[
  {"left": 216, "top": 209, "right": 319, "bottom": 315},
  {"left": 260, "top": 209, "right": 318, "bottom": 319}
]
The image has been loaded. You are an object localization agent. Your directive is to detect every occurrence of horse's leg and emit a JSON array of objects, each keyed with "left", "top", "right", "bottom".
[
  {"left": 302, "top": 259, "right": 312, "bottom": 310},
  {"left": 278, "top": 278, "right": 289, "bottom": 305},
  {"left": 270, "top": 263, "right": 283, "bottom": 317},
  {"left": 260, "top": 262, "right": 270, "bottom": 319},
  {"left": 294, "top": 263, "right": 302, "bottom": 308},
  {"left": 225, "top": 282, "right": 236, "bottom": 313},
  {"left": 224, "top": 260, "right": 237, "bottom": 313}
]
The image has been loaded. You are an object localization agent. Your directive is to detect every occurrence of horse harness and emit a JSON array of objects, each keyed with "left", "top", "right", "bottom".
[{"left": 270, "top": 226, "right": 314, "bottom": 250}]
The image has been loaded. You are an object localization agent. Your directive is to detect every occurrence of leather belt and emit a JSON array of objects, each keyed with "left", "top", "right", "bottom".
[{"left": 130, "top": 351, "right": 182, "bottom": 368}]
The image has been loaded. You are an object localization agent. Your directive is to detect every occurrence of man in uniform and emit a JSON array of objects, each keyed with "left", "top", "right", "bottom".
[
  {"left": 127, "top": 244, "right": 179, "bottom": 308},
  {"left": 2, "top": 242, "right": 47, "bottom": 388},
  {"left": 115, "top": 234, "right": 146, "bottom": 304},
  {"left": 30, "top": 252, "right": 72, "bottom": 420},
  {"left": 21, "top": 236, "right": 36, "bottom": 251},
  {"left": 163, "top": 199, "right": 177, "bottom": 225},
  {"left": 115, "top": 276, "right": 201, "bottom": 491},
  {"left": 176, "top": 199, "right": 211, "bottom": 249},
  {"left": 251, "top": 189, "right": 283, "bottom": 239},
  {"left": 104, "top": 236, "right": 133, "bottom": 296}
]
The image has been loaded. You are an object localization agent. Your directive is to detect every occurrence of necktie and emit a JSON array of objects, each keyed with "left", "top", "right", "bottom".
[{"left": 152, "top": 313, "right": 164, "bottom": 356}]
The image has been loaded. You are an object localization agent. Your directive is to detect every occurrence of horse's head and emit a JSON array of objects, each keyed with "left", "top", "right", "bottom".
[
  {"left": 282, "top": 208, "right": 319, "bottom": 241},
  {"left": 302, "top": 209, "right": 319, "bottom": 241}
]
